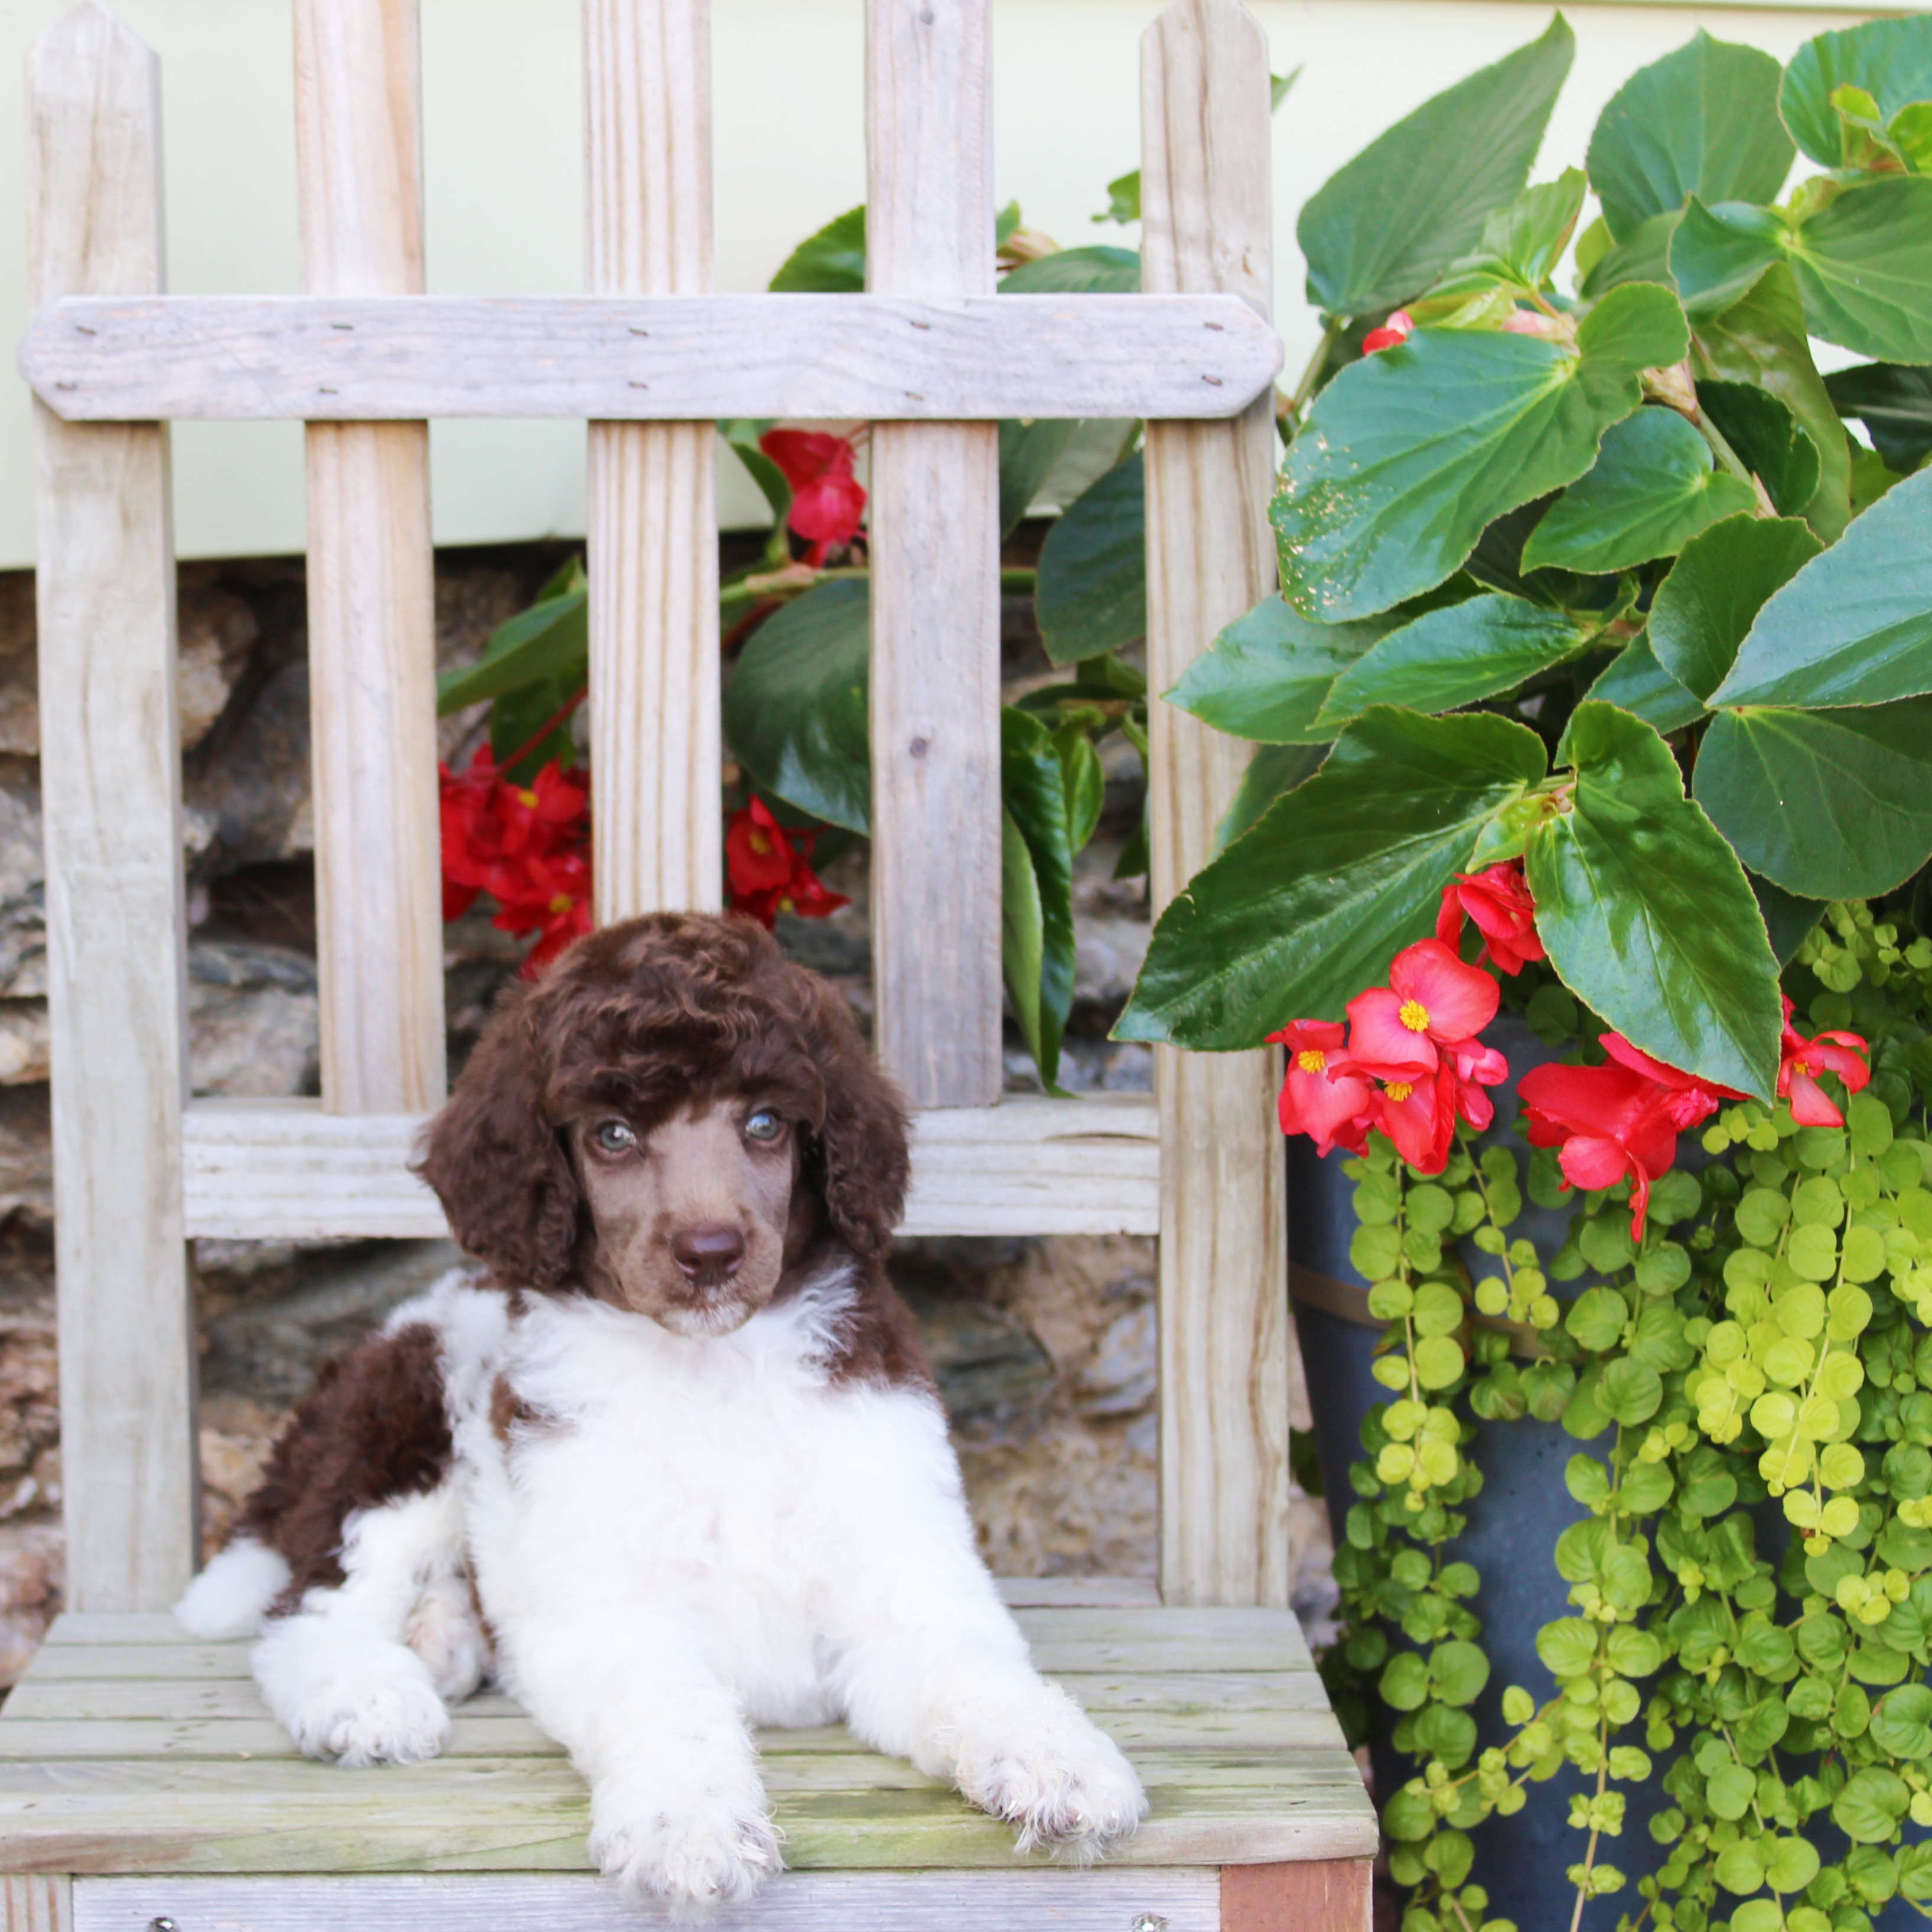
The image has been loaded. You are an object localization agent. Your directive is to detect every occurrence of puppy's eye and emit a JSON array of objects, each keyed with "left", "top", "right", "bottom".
[
  {"left": 593, "top": 1120, "right": 637, "bottom": 1155},
  {"left": 745, "top": 1107, "right": 786, "bottom": 1144}
]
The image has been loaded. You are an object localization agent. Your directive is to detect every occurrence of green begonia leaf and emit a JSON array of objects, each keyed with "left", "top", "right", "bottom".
[
  {"left": 1826, "top": 361, "right": 1932, "bottom": 470},
  {"left": 1166, "top": 594, "right": 1392, "bottom": 744},
  {"left": 1273, "top": 283, "right": 1689, "bottom": 621},
  {"left": 1527, "top": 702, "right": 1783, "bottom": 1099},
  {"left": 1520, "top": 407, "right": 1755, "bottom": 573},
  {"left": 1213, "top": 743, "right": 1330, "bottom": 855},
  {"left": 1785, "top": 176, "right": 1932, "bottom": 363},
  {"left": 1455, "top": 170, "right": 1588, "bottom": 291},
  {"left": 1751, "top": 872, "right": 1823, "bottom": 966},
  {"left": 1696, "top": 381, "right": 1821, "bottom": 517},
  {"left": 770, "top": 205, "right": 866, "bottom": 292},
  {"left": 1648, "top": 514, "right": 1822, "bottom": 700},
  {"left": 1001, "top": 709, "right": 1077, "bottom": 1094},
  {"left": 1782, "top": 16, "right": 1932, "bottom": 168},
  {"left": 1713, "top": 464, "right": 1932, "bottom": 707},
  {"left": 1670, "top": 197, "right": 1788, "bottom": 318},
  {"left": 1116, "top": 709, "right": 1547, "bottom": 1047},
  {"left": 1315, "top": 592, "right": 1594, "bottom": 726},
  {"left": 1579, "top": 208, "right": 1682, "bottom": 298},
  {"left": 999, "top": 419, "right": 1077, "bottom": 539},
  {"left": 1695, "top": 699, "right": 1932, "bottom": 898},
  {"left": 1297, "top": 16, "right": 1573, "bottom": 315},
  {"left": 998, "top": 246, "right": 1141, "bottom": 295},
  {"left": 1586, "top": 32, "right": 1793, "bottom": 243},
  {"left": 1583, "top": 634, "right": 1706, "bottom": 734},
  {"left": 436, "top": 580, "right": 588, "bottom": 715},
  {"left": 1036, "top": 453, "right": 1146, "bottom": 665},
  {"left": 722, "top": 578, "right": 871, "bottom": 834},
  {"left": 1692, "top": 264, "right": 1851, "bottom": 540}
]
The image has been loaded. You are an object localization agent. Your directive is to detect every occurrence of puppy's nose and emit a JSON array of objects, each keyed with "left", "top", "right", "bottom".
[{"left": 670, "top": 1224, "right": 745, "bottom": 1284}]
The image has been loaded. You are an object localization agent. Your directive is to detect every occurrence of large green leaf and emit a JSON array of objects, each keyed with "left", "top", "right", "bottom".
[
  {"left": 1579, "top": 208, "right": 1683, "bottom": 298},
  {"left": 1785, "top": 177, "right": 1932, "bottom": 364},
  {"left": 1669, "top": 198, "right": 1790, "bottom": 319},
  {"left": 1115, "top": 709, "right": 1547, "bottom": 1048},
  {"left": 999, "top": 419, "right": 1077, "bottom": 538},
  {"left": 1585, "top": 634, "right": 1706, "bottom": 734},
  {"left": 1001, "top": 709, "right": 1077, "bottom": 1092},
  {"left": 1165, "top": 594, "right": 1392, "bottom": 743},
  {"left": 1273, "top": 284, "right": 1688, "bottom": 621},
  {"left": 436, "top": 581, "right": 588, "bottom": 713},
  {"left": 1451, "top": 170, "right": 1588, "bottom": 292},
  {"left": 1520, "top": 407, "right": 1755, "bottom": 574},
  {"left": 1316, "top": 592, "right": 1594, "bottom": 726},
  {"left": 1752, "top": 872, "right": 1825, "bottom": 966},
  {"left": 1713, "top": 464, "right": 1932, "bottom": 706},
  {"left": 1648, "top": 514, "right": 1822, "bottom": 699},
  {"left": 1213, "top": 742, "right": 1330, "bottom": 855},
  {"left": 999, "top": 246, "right": 1140, "bottom": 294},
  {"left": 1825, "top": 361, "right": 1932, "bottom": 470},
  {"left": 1296, "top": 16, "right": 1573, "bottom": 315},
  {"left": 1696, "top": 700, "right": 1932, "bottom": 897},
  {"left": 1693, "top": 264, "right": 1850, "bottom": 540},
  {"left": 722, "top": 578, "right": 871, "bottom": 834},
  {"left": 770, "top": 206, "right": 866, "bottom": 292},
  {"left": 1525, "top": 702, "right": 1781, "bottom": 1100},
  {"left": 1698, "top": 381, "right": 1820, "bottom": 517},
  {"left": 1586, "top": 32, "right": 1793, "bottom": 243},
  {"left": 1036, "top": 454, "right": 1146, "bottom": 666},
  {"left": 1781, "top": 17, "right": 1932, "bottom": 168}
]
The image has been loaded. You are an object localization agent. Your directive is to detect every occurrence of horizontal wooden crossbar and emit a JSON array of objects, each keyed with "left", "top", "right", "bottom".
[
  {"left": 180, "top": 1094, "right": 1159, "bottom": 1241},
  {"left": 19, "top": 293, "right": 1282, "bottom": 422}
]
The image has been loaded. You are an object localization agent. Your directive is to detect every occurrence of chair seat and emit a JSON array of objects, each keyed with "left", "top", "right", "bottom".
[{"left": 0, "top": 1600, "right": 1373, "bottom": 1891}]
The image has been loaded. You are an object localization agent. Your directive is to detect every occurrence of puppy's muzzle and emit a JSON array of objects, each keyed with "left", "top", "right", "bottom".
[{"left": 671, "top": 1224, "right": 746, "bottom": 1289}]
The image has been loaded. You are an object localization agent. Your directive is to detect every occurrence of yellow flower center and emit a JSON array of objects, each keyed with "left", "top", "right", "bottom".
[
  {"left": 548, "top": 894, "right": 573, "bottom": 914},
  {"left": 1399, "top": 999, "right": 1430, "bottom": 1032},
  {"left": 748, "top": 829, "right": 772, "bottom": 855},
  {"left": 777, "top": 895, "right": 796, "bottom": 914},
  {"left": 1296, "top": 1049, "right": 1327, "bottom": 1074},
  {"left": 517, "top": 789, "right": 539, "bottom": 808},
  {"left": 1386, "top": 1081, "right": 1415, "bottom": 1103}
]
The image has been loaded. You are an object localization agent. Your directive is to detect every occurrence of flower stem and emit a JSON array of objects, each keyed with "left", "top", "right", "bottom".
[
  {"left": 496, "top": 687, "right": 587, "bottom": 775},
  {"left": 1280, "top": 318, "right": 1345, "bottom": 434}
]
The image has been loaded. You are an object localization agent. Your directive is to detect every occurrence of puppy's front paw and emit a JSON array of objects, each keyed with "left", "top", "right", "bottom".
[
  {"left": 589, "top": 1773, "right": 781, "bottom": 1915},
  {"left": 954, "top": 1685, "right": 1148, "bottom": 1857},
  {"left": 281, "top": 1667, "right": 450, "bottom": 1768}
]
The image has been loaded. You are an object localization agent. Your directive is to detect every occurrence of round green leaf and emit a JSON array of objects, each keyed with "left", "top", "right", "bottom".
[
  {"left": 1707, "top": 1761, "right": 1757, "bottom": 1819},
  {"left": 1529, "top": 703, "right": 1783, "bottom": 1101},
  {"left": 1413, "top": 1335, "right": 1466, "bottom": 1389},
  {"left": 1782, "top": 16, "right": 1932, "bottom": 167},
  {"left": 1833, "top": 1765, "right": 1911, "bottom": 1842},
  {"left": 1380, "top": 1650, "right": 1430, "bottom": 1710},
  {"left": 1537, "top": 1617, "right": 1598, "bottom": 1677},
  {"left": 1566, "top": 1286, "right": 1629, "bottom": 1352},
  {"left": 1649, "top": 514, "right": 1823, "bottom": 702},
  {"left": 1521, "top": 408, "right": 1757, "bottom": 575},
  {"left": 1695, "top": 699, "right": 1932, "bottom": 898},
  {"left": 1872, "top": 1685, "right": 1932, "bottom": 1758},
  {"left": 1601, "top": 1357, "right": 1664, "bottom": 1425},
  {"left": 1431, "top": 1639, "right": 1491, "bottom": 1707}
]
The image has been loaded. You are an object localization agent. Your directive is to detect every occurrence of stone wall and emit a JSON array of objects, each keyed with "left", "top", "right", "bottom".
[{"left": 0, "top": 542, "right": 1333, "bottom": 1685}]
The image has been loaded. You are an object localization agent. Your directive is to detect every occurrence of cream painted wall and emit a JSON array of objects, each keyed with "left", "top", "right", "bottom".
[{"left": 0, "top": 0, "right": 1896, "bottom": 568}]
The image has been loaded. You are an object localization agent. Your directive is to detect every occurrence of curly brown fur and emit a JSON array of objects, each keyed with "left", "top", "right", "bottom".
[
  {"left": 417, "top": 913, "right": 926, "bottom": 1387},
  {"left": 239, "top": 1322, "right": 452, "bottom": 1611}
]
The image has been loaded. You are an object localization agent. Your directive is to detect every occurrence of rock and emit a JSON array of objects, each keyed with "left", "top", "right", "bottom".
[
  {"left": 199, "top": 1392, "right": 286, "bottom": 1555},
  {"left": 0, "top": 1521, "right": 62, "bottom": 1688},
  {"left": 184, "top": 650, "right": 312, "bottom": 872},
  {"left": 1076, "top": 1299, "right": 1155, "bottom": 1417},
  {"left": 903, "top": 1290, "right": 1056, "bottom": 1429},
  {"left": 187, "top": 937, "right": 321, "bottom": 1098},
  {"left": 0, "top": 1087, "right": 52, "bottom": 1224},
  {"left": 0, "top": 1002, "right": 48, "bottom": 1085},
  {"left": 0, "top": 575, "right": 32, "bottom": 759}
]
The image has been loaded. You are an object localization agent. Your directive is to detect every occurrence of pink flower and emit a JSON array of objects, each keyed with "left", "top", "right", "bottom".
[
  {"left": 1517, "top": 1058, "right": 1682, "bottom": 1242},
  {"left": 1334, "top": 939, "right": 1501, "bottom": 1081},
  {"left": 1599, "top": 1033, "right": 1744, "bottom": 1130},
  {"left": 1372, "top": 1064, "right": 1458, "bottom": 1175},
  {"left": 760, "top": 429, "right": 866, "bottom": 566},
  {"left": 1446, "top": 1035, "right": 1510, "bottom": 1133},
  {"left": 1778, "top": 995, "right": 1871, "bottom": 1127},
  {"left": 1361, "top": 310, "right": 1413, "bottom": 354},
  {"left": 1266, "top": 1020, "right": 1377, "bottom": 1157},
  {"left": 1436, "top": 861, "right": 1543, "bottom": 976}
]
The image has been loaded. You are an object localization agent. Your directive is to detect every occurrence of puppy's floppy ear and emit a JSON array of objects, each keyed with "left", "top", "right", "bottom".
[
  {"left": 416, "top": 991, "right": 582, "bottom": 1291},
  {"left": 808, "top": 983, "right": 910, "bottom": 1261}
]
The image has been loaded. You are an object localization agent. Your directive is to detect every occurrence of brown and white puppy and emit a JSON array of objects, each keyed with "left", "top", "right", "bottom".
[{"left": 177, "top": 914, "right": 1145, "bottom": 1911}]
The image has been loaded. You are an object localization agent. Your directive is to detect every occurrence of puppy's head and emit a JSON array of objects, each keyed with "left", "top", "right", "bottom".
[{"left": 418, "top": 914, "right": 909, "bottom": 1336}]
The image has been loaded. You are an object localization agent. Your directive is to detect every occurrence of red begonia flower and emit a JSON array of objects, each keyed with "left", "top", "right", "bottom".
[
  {"left": 1361, "top": 310, "right": 1413, "bottom": 354},
  {"left": 1778, "top": 994, "right": 1871, "bottom": 1127},
  {"left": 1436, "top": 861, "right": 1544, "bottom": 975},
  {"left": 1599, "top": 1032, "right": 1744, "bottom": 1130},
  {"left": 1516, "top": 1059, "right": 1682, "bottom": 1242},
  {"left": 1446, "top": 1035, "right": 1510, "bottom": 1134},
  {"left": 760, "top": 429, "right": 867, "bottom": 566},
  {"left": 1265, "top": 1019, "right": 1377, "bottom": 1157},
  {"left": 1372, "top": 1064, "right": 1458, "bottom": 1174},
  {"left": 725, "top": 796, "right": 849, "bottom": 930},
  {"left": 1338, "top": 939, "right": 1501, "bottom": 1080}
]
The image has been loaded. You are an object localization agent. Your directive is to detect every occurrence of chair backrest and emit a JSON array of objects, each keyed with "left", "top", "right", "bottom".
[{"left": 22, "top": 0, "right": 1290, "bottom": 1617}]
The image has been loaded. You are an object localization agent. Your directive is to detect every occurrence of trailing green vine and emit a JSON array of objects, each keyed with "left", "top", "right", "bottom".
[{"left": 1324, "top": 904, "right": 1932, "bottom": 1932}]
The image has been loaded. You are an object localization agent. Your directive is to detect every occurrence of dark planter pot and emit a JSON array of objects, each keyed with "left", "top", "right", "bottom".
[{"left": 1289, "top": 1014, "right": 1669, "bottom": 1929}]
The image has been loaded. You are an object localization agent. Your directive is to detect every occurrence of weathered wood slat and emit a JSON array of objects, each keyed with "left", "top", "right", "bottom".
[
  {"left": 21, "top": 294, "right": 1281, "bottom": 423},
  {"left": 176, "top": 1093, "right": 1159, "bottom": 1238},
  {"left": 1, "top": 1874, "right": 70, "bottom": 1932},
  {"left": 71, "top": 1869, "right": 1221, "bottom": 1932},
  {"left": 585, "top": 0, "right": 719, "bottom": 921},
  {"left": 1141, "top": 0, "right": 1292, "bottom": 1612},
  {"left": 27, "top": 0, "right": 197, "bottom": 1617},
  {"left": 295, "top": 0, "right": 445, "bottom": 1115},
  {"left": 865, "top": 0, "right": 1003, "bottom": 1111}
]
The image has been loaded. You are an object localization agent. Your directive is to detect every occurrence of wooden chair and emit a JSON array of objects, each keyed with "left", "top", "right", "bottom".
[{"left": 6, "top": 0, "right": 1376, "bottom": 1924}]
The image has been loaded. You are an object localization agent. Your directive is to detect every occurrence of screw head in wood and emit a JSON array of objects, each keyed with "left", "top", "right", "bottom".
[
  {"left": 148, "top": 1919, "right": 179, "bottom": 1932},
  {"left": 1132, "top": 1917, "right": 1169, "bottom": 1931}
]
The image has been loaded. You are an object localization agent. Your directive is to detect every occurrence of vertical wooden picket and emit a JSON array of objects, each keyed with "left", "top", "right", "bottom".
[
  {"left": 585, "top": 0, "right": 721, "bottom": 923},
  {"left": 864, "top": 0, "right": 1004, "bottom": 1110},
  {"left": 1141, "top": 0, "right": 1292, "bottom": 1609},
  {"left": 295, "top": 0, "right": 445, "bottom": 1114},
  {"left": 27, "top": 0, "right": 196, "bottom": 1610}
]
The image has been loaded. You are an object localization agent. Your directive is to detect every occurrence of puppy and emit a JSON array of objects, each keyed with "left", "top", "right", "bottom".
[{"left": 178, "top": 913, "right": 1146, "bottom": 1908}]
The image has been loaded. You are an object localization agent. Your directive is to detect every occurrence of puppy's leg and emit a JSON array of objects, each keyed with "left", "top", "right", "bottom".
[
  {"left": 504, "top": 1612, "right": 778, "bottom": 1911},
  {"left": 824, "top": 1400, "right": 1148, "bottom": 1856},
  {"left": 253, "top": 1485, "right": 465, "bottom": 1768}
]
